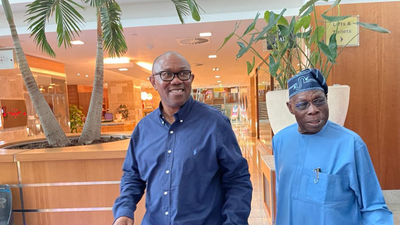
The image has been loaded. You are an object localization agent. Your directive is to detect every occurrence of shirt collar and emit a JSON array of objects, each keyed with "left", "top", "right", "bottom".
[{"left": 157, "top": 96, "right": 194, "bottom": 124}]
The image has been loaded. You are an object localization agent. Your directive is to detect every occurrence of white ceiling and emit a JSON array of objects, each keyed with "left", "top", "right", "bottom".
[{"left": 0, "top": 0, "right": 384, "bottom": 88}]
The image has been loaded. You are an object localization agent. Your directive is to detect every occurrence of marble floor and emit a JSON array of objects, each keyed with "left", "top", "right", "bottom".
[{"left": 233, "top": 122, "right": 270, "bottom": 225}]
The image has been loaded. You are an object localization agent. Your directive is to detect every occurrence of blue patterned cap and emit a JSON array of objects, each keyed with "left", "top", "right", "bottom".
[{"left": 288, "top": 68, "right": 328, "bottom": 99}]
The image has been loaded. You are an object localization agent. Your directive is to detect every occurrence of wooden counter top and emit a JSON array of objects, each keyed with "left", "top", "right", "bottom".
[
  {"left": 0, "top": 149, "right": 27, "bottom": 162},
  {"left": 0, "top": 132, "right": 132, "bottom": 162},
  {"left": 261, "top": 154, "right": 275, "bottom": 171},
  {"left": 101, "top": 120, "right": 135, "bottom": 126},
  {"left": 15, "top": 139, "right": 130, "bottom": 162}
]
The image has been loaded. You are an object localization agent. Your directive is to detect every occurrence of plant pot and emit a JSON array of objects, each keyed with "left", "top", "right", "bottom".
[{"left": 266, "top": 85, "right": 350, "bottom": 134}]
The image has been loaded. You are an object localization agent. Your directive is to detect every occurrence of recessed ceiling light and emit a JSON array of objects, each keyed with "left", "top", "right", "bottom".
[
  {"left": 217, "top": 81, "right": 222, "bottom": 83},
  {"left": 208, "top": 55, "right": 217, "bottom": 59},
  {"left": 104, "top": 57, "right": 130, "bottom": 64},
  {"left": 136, "top": 62, "right": 153, "bottom": 71},
  {"left": 212, "top": 67, "right": 219, "bottom": 71},
  {"left": 199, "top": 32, "right": 212, "bottom": 37},
  {"left": 119, "top": 68, "right": 128, "bottom": 71},
  {"left": 70, "top": 40, "right": 84, "bottom": 45},
  {"left": 215, "top": 75, "right": 220, "bottom": 78},
  {"left": 85, "top": 74, "right": 89, "bottom": 77},
  {"left": 77, "top": 73, "right": 80, "bottom": 76},
  {"left": 105, "top": 83, "right": 108, "bottom": 86}
]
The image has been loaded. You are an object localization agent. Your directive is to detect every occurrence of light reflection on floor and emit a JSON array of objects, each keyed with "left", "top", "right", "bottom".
[{"left": 232, "top": 121, "right": 270, "bottom": 225}]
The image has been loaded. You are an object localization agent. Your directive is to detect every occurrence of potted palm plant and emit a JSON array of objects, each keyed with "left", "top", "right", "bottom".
[
  {"left": 1, "top": 0, "right": 201, "bottom": 146},
  {"left": 219, "top": 0, "right": 389, "bottom": 134}
]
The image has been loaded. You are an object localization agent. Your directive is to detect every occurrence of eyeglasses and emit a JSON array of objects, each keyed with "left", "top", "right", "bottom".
[
  {"left": 152, "top": 70, "right": 192, "bottom": 82},
  {"left": 290, "top": 97, "right": 327, "bottom": 111}
]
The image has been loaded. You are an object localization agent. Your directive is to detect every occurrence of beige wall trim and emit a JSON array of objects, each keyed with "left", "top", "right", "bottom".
[
  {"left": 14, "top": 207, "right": 113, "bottom": 213},
  {"left": 9, "top": 181, "right": 120, "bottom": 188}
]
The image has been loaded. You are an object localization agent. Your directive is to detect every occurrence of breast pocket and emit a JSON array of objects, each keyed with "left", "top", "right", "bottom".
[{"left": 298, "top": 169, "right": 352, "bottom": 207}]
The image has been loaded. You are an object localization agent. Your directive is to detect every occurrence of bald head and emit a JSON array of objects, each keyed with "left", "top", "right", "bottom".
[
  {"left": 149, "top": 51, "right": 194, "bottom": 115},
  {"left": 152, "top": 51, "right": 190, "bottom": 74}
]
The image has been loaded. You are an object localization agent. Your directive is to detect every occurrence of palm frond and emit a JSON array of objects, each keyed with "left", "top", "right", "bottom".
[
  {"left": 100, "top": 1, "right": 127, "bottom": 58},
  {"left": 171, "top": 0, "right": 203, "bottom": 24},
  {"left": 85, "top": 0, "right": 108, "bottom": 8},
  {"left": 25, "top": 0, "right": 56, "bottom": 57},
  {"left": 25, "top": 0, "right": 85, "bottom": 57},
  {"left": 54, "top": 0, "right": 85, "bottom": 48}
]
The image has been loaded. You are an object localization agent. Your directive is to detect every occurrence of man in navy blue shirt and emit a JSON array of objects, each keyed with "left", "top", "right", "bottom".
[{"left": 113, "top": 51, "right": 252, "bottom": 225}]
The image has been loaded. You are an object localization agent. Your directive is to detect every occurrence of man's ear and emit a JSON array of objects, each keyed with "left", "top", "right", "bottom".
[
  {"left": 149, "top": 76, "right": 157, "bottom": 90},
  {"left": 286, "top": 101, "right": 295, "bottom": 115}
]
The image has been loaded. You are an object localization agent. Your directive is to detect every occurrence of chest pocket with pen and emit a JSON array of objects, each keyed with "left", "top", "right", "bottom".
[{"left": 297, "top": 169, "right": 351, "bottom": 206}]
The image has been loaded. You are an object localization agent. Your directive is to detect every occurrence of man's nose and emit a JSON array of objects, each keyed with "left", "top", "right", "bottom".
[
  {"left": 307, "top": 103, "right": 320, "bottom": 114},
  {"left": 170, "top": 75, "right": 183, "bottom": 84}
]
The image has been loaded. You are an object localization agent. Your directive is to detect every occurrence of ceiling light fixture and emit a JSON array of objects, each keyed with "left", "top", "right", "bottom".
[
  {"left": 119, "top": 68, "right": 128, "bottom": 71},
  {"left": 77, "top": 73, "right": 80, "bottom": 76},
  {"left": 215, "top": 75, "right": 220, "bottom": 78},
  {"left": 212, "top": 67, "right": 219, "bottom": 71},
  {"left": 208, "top": 55, "right": 217, "bottom": 59},
  {"left": 70, "top": 40, "right": 84, "bottom": 45},
  {"left": 199, "top": 32, "right": 212, "bottom": 37},
  {"left": 217, "top": 81, "right": 221, "bottom": 83},
  {"left": 85, "top": 74, "right": 89, "bottom": 77},
  {"left": 136, "top": 62, "right": 153, "bottom": 72},
  {"left": 104, "top": 57, "right": 130, "bottom": 64}
]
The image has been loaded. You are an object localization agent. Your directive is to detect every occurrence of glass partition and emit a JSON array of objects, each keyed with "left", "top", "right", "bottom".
[
  {"left": 256, "top": 68, "right": 272, "bottom": 148},
  {"left": 23, "top": 74, "right": 69, "bottom": 135},
  {"left": 192, "top": 87, "right": 249, "bottom": 122}
]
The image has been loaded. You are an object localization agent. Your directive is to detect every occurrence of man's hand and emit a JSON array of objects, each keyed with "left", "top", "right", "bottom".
[{"left": 113, "top": 216, "right": 134, "bottom": 225}]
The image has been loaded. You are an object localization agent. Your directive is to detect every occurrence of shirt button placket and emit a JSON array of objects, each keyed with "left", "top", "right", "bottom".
[
  {"left": 163, "top": 130, "right": 174, "bottom": 224},
  {"left": 166, "top": 130, "right": 174, "bottom": 223}
]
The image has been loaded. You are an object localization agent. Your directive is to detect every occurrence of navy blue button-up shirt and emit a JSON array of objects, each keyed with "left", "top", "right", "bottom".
[{"left": 113, "top": 96, "right": 252, "bottom": 224}]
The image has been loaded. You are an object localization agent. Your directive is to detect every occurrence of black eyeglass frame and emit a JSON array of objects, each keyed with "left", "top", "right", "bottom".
[{"left": 152, "top": 70, "right": 192, "bottom": 82}]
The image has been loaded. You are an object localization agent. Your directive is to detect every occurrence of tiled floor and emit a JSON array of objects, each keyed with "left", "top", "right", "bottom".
[{"left": 233, "top": 121, "right": 270, "bottom": 225}]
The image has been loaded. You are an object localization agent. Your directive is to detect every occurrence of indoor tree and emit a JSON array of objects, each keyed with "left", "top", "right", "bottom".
[
  {"left": 1, "top": 0, "right": 72, "bottom": 146},
  {"left": 1, "top": 0, "right": 201, "bottom": 146}
]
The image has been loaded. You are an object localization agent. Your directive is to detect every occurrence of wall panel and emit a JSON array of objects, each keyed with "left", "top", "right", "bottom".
[{"left": 317, "top": 2, "right": 400, "bottom": 189}]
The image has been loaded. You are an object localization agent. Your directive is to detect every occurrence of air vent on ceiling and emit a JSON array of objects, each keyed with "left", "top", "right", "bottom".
[{"left": 176, "top": 37, "right": 210, "bottom": 45}]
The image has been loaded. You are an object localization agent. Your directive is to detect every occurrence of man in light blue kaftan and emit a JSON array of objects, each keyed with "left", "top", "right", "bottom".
[{"left": 273, "top": 69, "right": 393, "bottom": 225}]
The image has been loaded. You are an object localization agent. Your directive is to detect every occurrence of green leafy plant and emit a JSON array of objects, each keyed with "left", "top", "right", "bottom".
[
  {"left": 69, "top": 105, "right": 85, "bottom": 133},
  {"left": 117, "top": 104, "right": 129, "bottom": 120},
  {"left": 219, "top": 0, "right": 390, "bottom": 89}
]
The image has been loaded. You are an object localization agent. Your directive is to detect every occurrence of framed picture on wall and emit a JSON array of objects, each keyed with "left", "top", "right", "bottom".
[
  {"left": 0, "top": 47, "right": 17, "bottom": 70},
  {"left": 0, "top": 99, "right": 28, "bottom": 129}
]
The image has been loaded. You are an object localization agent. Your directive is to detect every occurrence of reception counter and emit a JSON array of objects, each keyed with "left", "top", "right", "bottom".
[
  {"left": 77, "top": 121, "right": 135, "bottom": 133},
  {"left": 0, "top": 133, "right": 145, "bottom": 225}
]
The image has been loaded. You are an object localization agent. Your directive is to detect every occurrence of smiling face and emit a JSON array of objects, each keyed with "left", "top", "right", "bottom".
[
  {"left": 150, "top": 52, "right": 194, "bottom": 113},
  {"left": 286, "top": 90, "right": 329, "bottom": 134}
]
